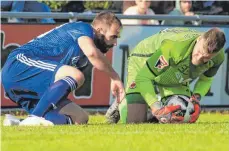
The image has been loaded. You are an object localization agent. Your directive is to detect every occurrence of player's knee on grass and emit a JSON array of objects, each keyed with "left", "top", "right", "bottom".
[
  {"left": 119, "top": 93, "right": 148, "bottom": 124},
  {"left": 55, "top": 65, "right": 85, "bottom": 88},
  {"left": 127, "top": 104, "right": 148, "bottom": 123},
  {"left": 59, "top": 102, "right": 89, "bottom": 124}
]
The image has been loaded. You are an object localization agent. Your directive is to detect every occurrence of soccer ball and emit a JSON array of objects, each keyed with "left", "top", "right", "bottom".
[{"left": 165, "top": 95, "right": 194, "bottom": 122}]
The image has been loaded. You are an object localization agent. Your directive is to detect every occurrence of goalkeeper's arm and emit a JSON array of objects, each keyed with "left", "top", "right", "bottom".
[
  {"left": 193, "top": 60, "right": 224, "bottom": 99},
  {"left": 193, "top": 74, "right": 214, "bottom": 99},
  {"left": 135, "top": 63, "right": 181, "bottom": 123}
]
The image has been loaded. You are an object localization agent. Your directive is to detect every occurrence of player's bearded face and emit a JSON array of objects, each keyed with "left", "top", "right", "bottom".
[{"left": 94, "top": 33, "right": 114, "bottom": 54}]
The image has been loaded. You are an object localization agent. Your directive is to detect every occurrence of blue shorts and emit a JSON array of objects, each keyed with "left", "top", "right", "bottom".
[{"left": 2, "top": 52, "right": 63, "bottom": 113}]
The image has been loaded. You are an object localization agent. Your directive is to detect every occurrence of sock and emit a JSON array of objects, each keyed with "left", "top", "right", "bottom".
[
  {"left": 32, "top": 76, "right": 78, "bottom": 117},
  {"left": 44, "top": 110, "right": 72, "bottom": 125}
]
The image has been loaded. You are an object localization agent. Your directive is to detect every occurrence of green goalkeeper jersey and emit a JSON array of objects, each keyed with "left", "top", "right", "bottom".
[{"left": 127, "top": 28, "right": 224, "bottom": 105}]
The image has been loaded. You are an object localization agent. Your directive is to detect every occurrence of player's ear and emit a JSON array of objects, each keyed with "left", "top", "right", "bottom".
[
  {"left": 93, "top": 28, "right": 101, "bottom": 37},
  {"left": 95, "top": 28, "right": 102, "bottom": 33}
]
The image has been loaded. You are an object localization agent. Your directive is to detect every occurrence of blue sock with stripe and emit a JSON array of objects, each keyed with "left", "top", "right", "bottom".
[{"left": 32, "top": 76, "right": 78, "bottom": 117}]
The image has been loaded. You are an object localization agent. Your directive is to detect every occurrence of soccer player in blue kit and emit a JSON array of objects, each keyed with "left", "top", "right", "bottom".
[{"left": 2, "top": 11, "right": 125, "bottom": 126}]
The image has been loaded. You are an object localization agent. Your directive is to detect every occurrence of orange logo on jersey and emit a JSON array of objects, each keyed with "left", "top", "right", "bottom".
[
  {"left": 129, "top": 81, "right": 136, "bottom": 89},
  {"left": 154, "top": 55, "right": 168, "bottom": 69}
]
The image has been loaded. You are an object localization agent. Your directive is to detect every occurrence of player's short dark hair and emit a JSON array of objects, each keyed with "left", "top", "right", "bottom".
[
  {"left": 92, "top": 11, "right": 122, "bottom": 28},
  {"left": 202, "top": 28, "right": 226, "bottom": 53}
]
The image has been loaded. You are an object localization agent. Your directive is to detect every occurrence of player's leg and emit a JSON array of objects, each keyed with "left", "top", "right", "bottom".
[
  {"left": 1, "top": 53, "right": 61, "bottom": 113},
  {"left": 106, "top": 56, "right": 144, "bottom": 124},
  {"left": 31, "top": 65, "right": 85, "bottom": 117},
  {"left": 20, "top": 65, "right": 87, "bottom": 126},
  {"left": 119, "top": 56, "right": 149, "bottom": 123},
  {"left": 119, "top": 93, "right": 148, "bottom": 124},
  {"left": 2, "top": 54, "right": 86, "bottom": 125},
  {"left": 106, "top": 93, "right": 148, "bottom": 124},
  {"left": 58, "top": 99, "right": 89, "bottom": 124},
  {"left": 43, "top": 99, "right": 89, "bottom": 125},
  {"left": 2, "top": 55, "right": 58, "bottom": 126},
  {"left": 2, "top": 54, "right": 41, "bottom": 126},
  {"left": 19, "top": 98, "right": 88, "bottom": 126},
  {"left": 106, "top": 96, "right": 157, "bottom": 124},
  {"left": 107, "top": 66, "right": 151, "bottom": 124}
]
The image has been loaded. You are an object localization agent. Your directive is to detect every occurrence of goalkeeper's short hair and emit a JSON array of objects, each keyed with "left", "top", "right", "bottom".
[{"left": 202, "top": 28, "right": 226, "bottom": 53}]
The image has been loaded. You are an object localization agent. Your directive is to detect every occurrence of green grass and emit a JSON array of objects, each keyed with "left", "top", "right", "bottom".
[{"left": 1, "top": 113, "right": 229, "bottom": 151}]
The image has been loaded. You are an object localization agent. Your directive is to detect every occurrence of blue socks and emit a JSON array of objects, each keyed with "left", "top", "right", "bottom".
[
  {"left": 44, "top": 109, "right": 72, "bottom": 125},
  {"left": 32, "top": 76, "right": 78, "bottom": 117}
]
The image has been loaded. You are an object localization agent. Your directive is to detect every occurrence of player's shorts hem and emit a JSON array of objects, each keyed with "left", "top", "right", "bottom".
[{"left": 50, "top": 64, "right": 64, "bottom": 84}]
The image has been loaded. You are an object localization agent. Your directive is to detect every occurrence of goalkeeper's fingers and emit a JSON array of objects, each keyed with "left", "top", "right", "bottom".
[
  {"left": 171, "top": 114, "right": 184, "bottom": 123},
  {"left": 164, "top": 105, "right": 181, "bottom": 114},
  {"left": 189, "top": 103, "right": 201, "bottom": 123}
]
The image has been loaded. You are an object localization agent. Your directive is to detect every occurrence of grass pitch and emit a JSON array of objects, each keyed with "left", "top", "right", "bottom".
[{"left": 1, "top": 113, "right": 229, "bottom": 151}]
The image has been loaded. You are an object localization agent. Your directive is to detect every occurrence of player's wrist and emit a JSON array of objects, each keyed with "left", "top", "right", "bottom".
[
  {"left": 192, "top": 93, "right": 201, "bottom": 102},
  {"left": 110, "top": 71, "right": 120, "bottom": 81}
]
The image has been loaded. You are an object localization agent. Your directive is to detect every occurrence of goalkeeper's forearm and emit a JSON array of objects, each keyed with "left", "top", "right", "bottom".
[{"left": 193, "top": 74, "right": 214, "bottom": 99}]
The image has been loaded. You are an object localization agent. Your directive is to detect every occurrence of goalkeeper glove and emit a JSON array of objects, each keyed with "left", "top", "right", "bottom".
[
  {"left": 189, "top": 94, "right": 201, "bottom": 123},
  {"left": 151, "top": 101, "right": 181, "bottom": 123}
]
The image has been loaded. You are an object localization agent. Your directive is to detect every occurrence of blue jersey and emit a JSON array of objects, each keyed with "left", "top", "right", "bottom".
[
  {"left": 12, "top": 22, "right": 94, "bottom": 68},
  {"left": 2, "top": 22, "right": 94, "bottom": 112}
]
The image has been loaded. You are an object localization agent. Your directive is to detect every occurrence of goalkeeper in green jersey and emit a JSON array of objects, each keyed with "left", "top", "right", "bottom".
[{"left": 106, "top": 27, "right": 226, "bottom": 124}]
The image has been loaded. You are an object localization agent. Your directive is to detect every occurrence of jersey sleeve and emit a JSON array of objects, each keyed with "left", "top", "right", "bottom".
[
  {"left": 203, "top": 50, "right": 225, "bottom": 77},
  {"left": 203, "top": 64, "right": 223, "bottom": 77},
  {"left": 68, "top": 22, "right": 94, "bottom": 41},
  {"left": 193, "top": 74, "right": 214, "bottom": 98},
  {"left": 194, "top": 50, "right": 225, "bottom": 98}
]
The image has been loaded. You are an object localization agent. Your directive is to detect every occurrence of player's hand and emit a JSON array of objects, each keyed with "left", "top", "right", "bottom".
[
  {"left": 170, "top": 95, "right": 201, "bottom": 123},
  {"left": 189, "top": 94, "right": 201, "bottom": 123},
  {"left": 111, "top": 77, "right": 125, "bottom": 103},
  {"left": 151, "top": 101, "right": 181, "bottom": 123}
]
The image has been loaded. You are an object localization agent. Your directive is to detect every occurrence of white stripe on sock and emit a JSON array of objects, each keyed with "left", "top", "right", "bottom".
[
  {"left": 65, "top": 77, "right": 77, "bottom": 90},
  {"left": 62, "top": 78, "right": 73, "bottom": 91}
]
